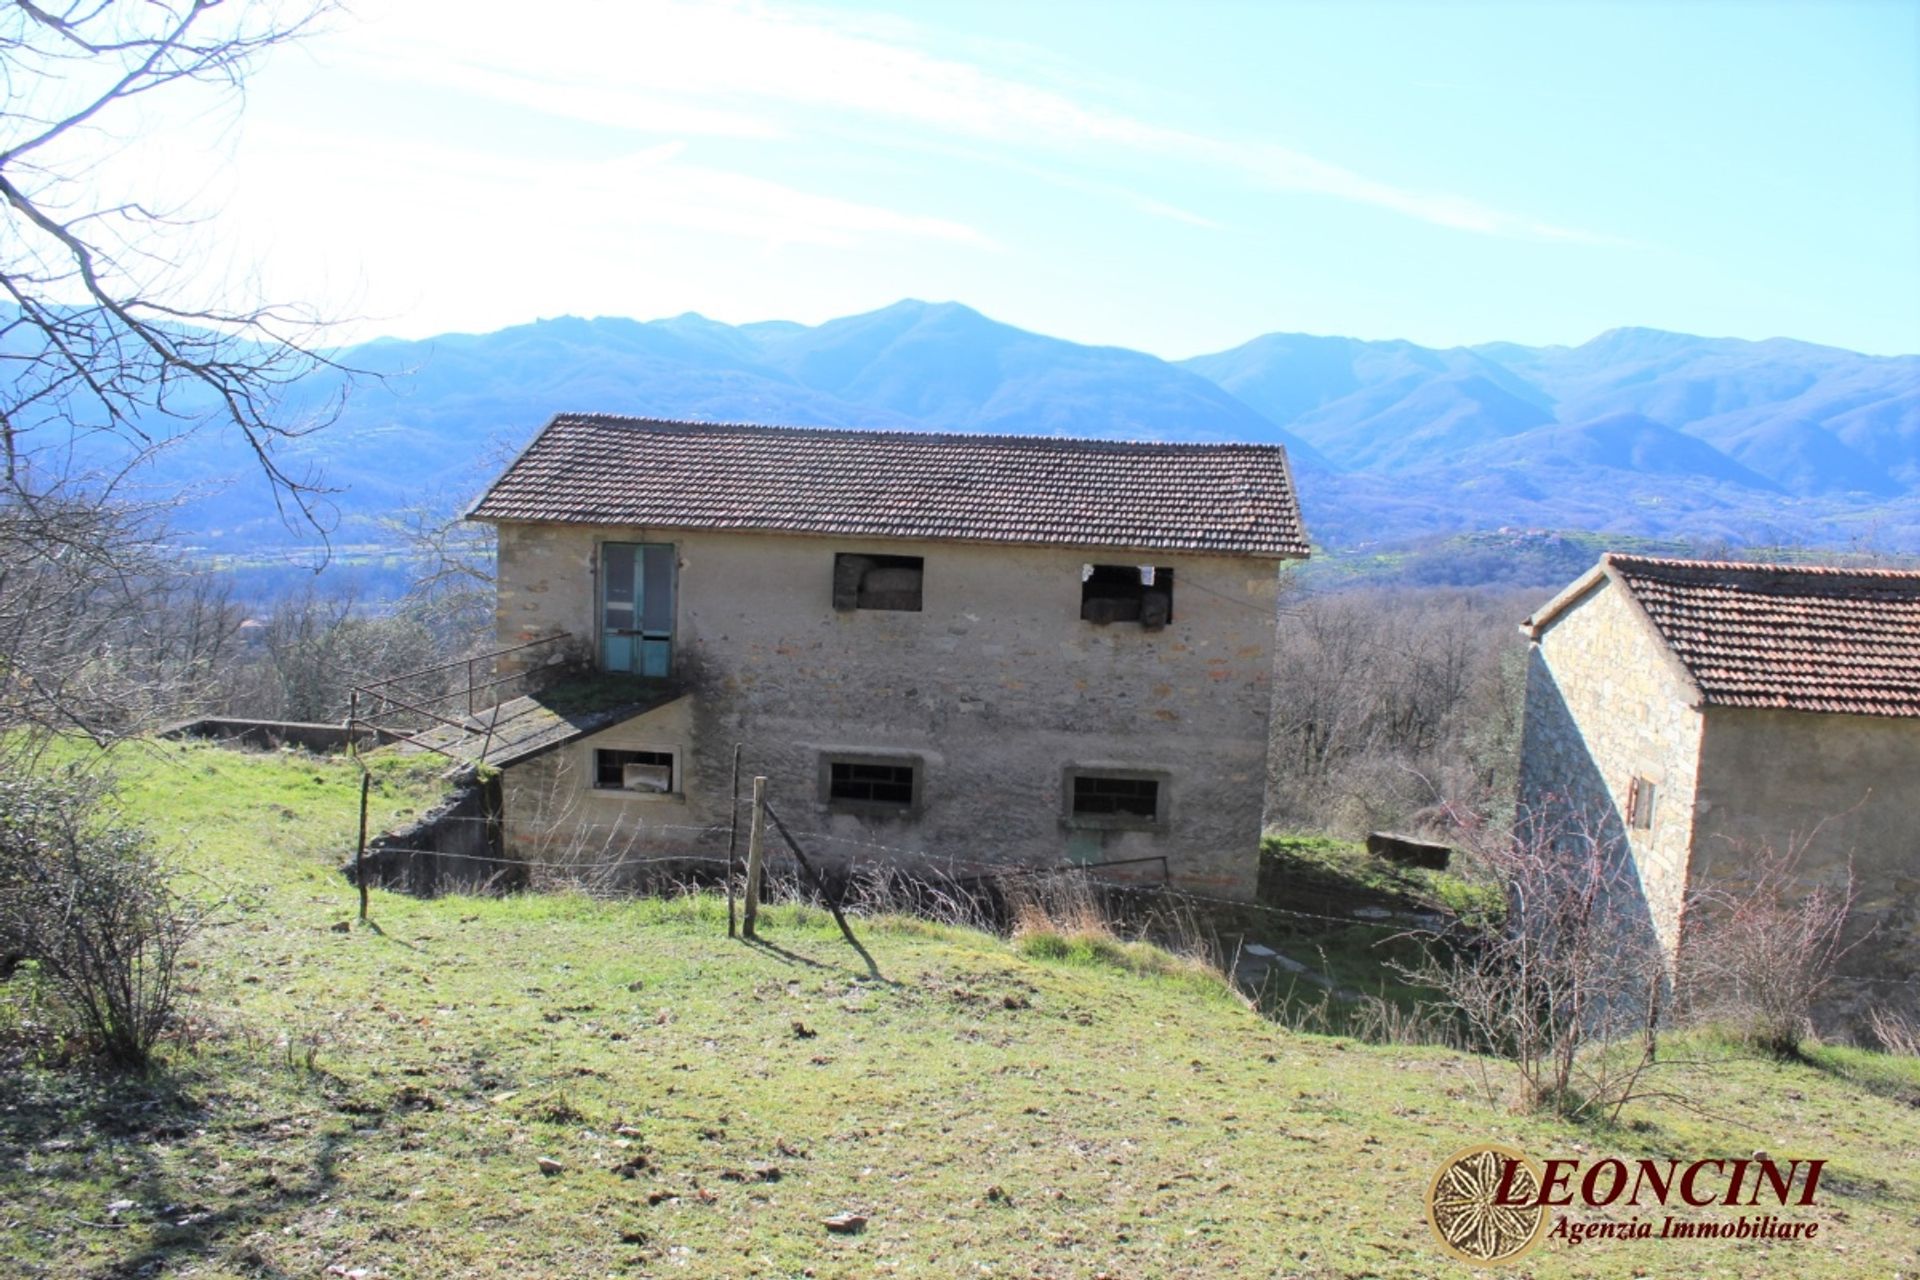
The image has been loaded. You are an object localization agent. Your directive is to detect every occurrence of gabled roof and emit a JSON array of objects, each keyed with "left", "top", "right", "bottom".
[
  {"left": 467, "top": 415, "right": 1309, "bottom": 559},
  {"left": 1524, "top": 554, "right": 1920, "bottom": 719}
]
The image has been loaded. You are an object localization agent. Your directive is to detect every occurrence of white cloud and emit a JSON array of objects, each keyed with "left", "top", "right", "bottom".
[
  {"left": 338, "top": 0, "right": 1607, "bottom": 242},
  {"left": 575, "top": 144, "right": 996, "bottom": 249},
  {"left": 205, "top": 119, "right": 993, "bottom": 341}
]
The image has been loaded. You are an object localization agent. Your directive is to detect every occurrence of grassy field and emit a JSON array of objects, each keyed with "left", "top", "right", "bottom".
[
  {"left": 3, "top": 741, "right": 1918, "bottom": 1278},
  {"left": 1233, "top": 836, "right": 1500, "bottom": 1027}
]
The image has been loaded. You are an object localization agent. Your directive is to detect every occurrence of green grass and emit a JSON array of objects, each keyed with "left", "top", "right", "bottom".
[
  {"left": 1259, "top": 833, "right": 1502, "bottom": 922},
  {"left": 1240, "top": 835, "right": 1501, "bottom": 1027},
  {"left": 4, "top": 742, "right": 1918, "bottom": 1278}
]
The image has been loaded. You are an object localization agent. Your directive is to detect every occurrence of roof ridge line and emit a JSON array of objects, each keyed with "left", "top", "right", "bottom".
[
  {"left": 1604, "top": 552, "right": 1920, "bottom": 581},
  {"left": 550, "top": 412, "right": 1287, "bottom": 454}
]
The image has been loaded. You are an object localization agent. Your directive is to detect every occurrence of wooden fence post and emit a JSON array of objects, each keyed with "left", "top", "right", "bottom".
[
  {"left": 356, "top": 771, "right": 371, "bottom": 923},
  {"left": 726, "top": 744, "right": 742, "bottom": 937},
  {"left": 742, "top": 776, "right": 767, "bottom": 939}
]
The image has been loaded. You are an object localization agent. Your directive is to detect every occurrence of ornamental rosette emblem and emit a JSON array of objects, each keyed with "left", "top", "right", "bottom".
[{"left": 1426, "top": 1144, "right": 1552, "bottom": 1265}]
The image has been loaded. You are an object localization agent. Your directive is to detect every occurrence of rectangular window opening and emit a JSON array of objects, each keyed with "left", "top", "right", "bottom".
[
  {"left": 1626, "top": 775, "right": 1656, "bottom": 830},
  {"left": 828, "top": 760, "right": 917, "bottom": 806},
  {"left": 833, "top": 553, "right": 924, "bottom": 612},
  {"left": 819, "top": 754, "right": 922, "bottom": 813},
  {"left": 1080, "top": 564, "right": 1173, "bottom": 627},
  {"left": 1072, "top": 774, "right": 1161, "bottom": 819},
  {"left": 594, "top": 748, "right": 676, "bottom": 794}
]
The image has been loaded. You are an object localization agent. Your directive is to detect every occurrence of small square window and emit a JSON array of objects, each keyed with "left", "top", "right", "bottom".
[
  {"left": 1064, "top": 768, "right": 1168, "bottom": 829},
  {"left": 1080, "top": 564, "right": 1172, "bottom": 627},
  {"left": 819, "top": 753, "right": 921, "bottom": 813},
  {"left": 833, "top": 554, "right": 924, "bottom": 612},
  {"left": 594, "top": 748, "right": 676, "bottom": 793}
]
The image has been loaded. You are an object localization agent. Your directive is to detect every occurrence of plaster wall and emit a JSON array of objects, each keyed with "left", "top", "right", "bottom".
[
  {"left": 491, "top": 522, "right": 1285, "bottom": 897},
  {"left": 1692, "top": 708, "right": 1920, "bottom": 1021}
]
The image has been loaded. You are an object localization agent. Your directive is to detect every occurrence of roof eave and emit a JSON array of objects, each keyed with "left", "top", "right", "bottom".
[
  {"left": 1524, "top": 554, "right": 1708, "bottom": 709},
  {"left": 1519, "top": 561, "right": 1611, "bottom": 639},
  {"left": 462, "top": 412, "right": 570, "bottom": 523},
  {"left": 472, "top": 513, "right": 1305, "bottom": 560},
  {"left": 485, "top": 689, "right": 688, "bottom": 771}
]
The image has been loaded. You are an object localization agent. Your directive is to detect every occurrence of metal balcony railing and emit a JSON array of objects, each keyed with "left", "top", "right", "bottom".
[{"left": 347, "top": 632, "right": 570, "bottom": 763}]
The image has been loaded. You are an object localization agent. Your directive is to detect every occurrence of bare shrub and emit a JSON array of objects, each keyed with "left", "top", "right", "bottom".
[
  {"left": 1006, "top": 873, "right": 1114, "bottom": 943},
  {"left": 1675, "top": 839, "right": 1857, "bottom": 1056},
  {"left": 1868, "top": 1007, "right": 1920, "bottom": 1058},
  {"left": 835, "top": 864, "right": 996, "bottom": 932},
  {"left": 0, "top": 775, "right": 201, "bottom": 1069},
  {"left": 1404, "top": 806, "right": 1667, "bottom": 1118},
  {"left": 1347, "top": 994, "right": 1470, "bottom": 1050}
]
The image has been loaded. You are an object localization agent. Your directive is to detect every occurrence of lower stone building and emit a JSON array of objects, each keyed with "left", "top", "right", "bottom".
[{"left": 1519, "top": 554, "right": 1920, "bottom": 1028}]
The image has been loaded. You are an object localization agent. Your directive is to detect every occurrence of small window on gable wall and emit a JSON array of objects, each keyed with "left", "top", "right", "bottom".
[
  {"left": 1080, "top": 564, "right": 1173, "bottom": 627},
  {"left": 833, "top": 554, "right": 924, "bottom": 612},
  {"left": 1626, "top": 775, "right": 1656, "bottom": 830}
]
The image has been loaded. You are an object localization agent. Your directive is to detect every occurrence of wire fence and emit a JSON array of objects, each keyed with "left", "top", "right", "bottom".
[
  {"left": 335, "top": 757, "right": 1920, "bottom": 1004},
  {"left": 349, "top": 795, "right": 1432, "bottom": 937}
]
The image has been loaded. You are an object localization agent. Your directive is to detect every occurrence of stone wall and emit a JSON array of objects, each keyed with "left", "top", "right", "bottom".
[
  {"left": 1519, "top": 576, "right": 1705, "bottom": 952},
  {"left": 350, "top": 778, "right": 507, "bottom": 897},
  {"left": 491, "top": 523, "right": 1286, "bottom": 897},
  {"left": 1692, "top": 707, "right": 1920, "bottom": 1026},
  {"left": 159, "top": 717, "right": 377, "bottom": 754}
]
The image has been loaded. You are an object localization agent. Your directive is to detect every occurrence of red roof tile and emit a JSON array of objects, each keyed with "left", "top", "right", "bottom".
[
  {"left": 1564, "top": 555, "right": 1920, "bottom": 719},
  {"left": 467, "top": 415, "right": 1309, "bottom": 559}
]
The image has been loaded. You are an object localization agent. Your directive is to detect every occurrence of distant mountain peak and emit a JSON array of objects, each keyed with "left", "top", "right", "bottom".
[
  {"left": 140, "top": 300, "right": 1917, "bottom": 558},
  {"left": 1575, "top": 326, "right": 1711, "bottom": 358}
]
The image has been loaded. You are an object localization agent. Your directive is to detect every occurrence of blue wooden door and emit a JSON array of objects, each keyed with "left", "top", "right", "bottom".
[{"left": 600, "top": 543, "right": 675, "bottom": 676}]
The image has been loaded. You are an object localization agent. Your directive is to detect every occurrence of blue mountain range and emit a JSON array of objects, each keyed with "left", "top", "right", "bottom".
[{"left": 135, "top": 299, "right": 1919, "bottom": 553}]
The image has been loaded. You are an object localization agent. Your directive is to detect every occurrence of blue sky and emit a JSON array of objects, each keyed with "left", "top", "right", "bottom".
[{"left": 181, "top": 0, "right": 1920, "bottom": 355}]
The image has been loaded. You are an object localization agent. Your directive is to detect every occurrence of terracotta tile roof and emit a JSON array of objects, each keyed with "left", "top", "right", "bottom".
[
  {"left": 467, "top": 415, "right": 1309, "bottom": 558},
  {"left": 1546, "top": 555, "right": 1920, "bottom": 718}
]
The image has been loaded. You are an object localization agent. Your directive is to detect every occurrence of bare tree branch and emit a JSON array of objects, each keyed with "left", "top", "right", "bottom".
[
  {"left": 1, "top": 0, "right": 355, "bottom": 532},
  {"left": 1, "top": 0, "right": 355, "bottom": 746}
]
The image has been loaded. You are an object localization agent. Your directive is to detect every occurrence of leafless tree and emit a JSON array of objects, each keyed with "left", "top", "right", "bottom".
[
  {"left": 1, "top": 0, "right": 348, "bottom": 744},
  {"left": 386, "top": 499, "right": 497, "bottom": 653},
  {"left": 0, "top": 489, "right": 245, "bottom": 753},
  {"left": 1404, "top": 803, "right": 1668, "bottom": 1118},
  {"left": 1267, "top": 587, "right": 1530, "bottom": 833},
  {"left": 2, "top": 0, "right": 345, "bottom": 508},
  {"left": 233, "top": 587, "right": 438, "bottom": 724},
  {"left": 1675, "top": 836, "right": 1859, "bottom": 1055}
]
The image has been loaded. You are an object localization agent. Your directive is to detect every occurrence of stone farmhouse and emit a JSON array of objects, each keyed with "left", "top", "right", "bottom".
[
  {"left": 1519, "top": 553, "right": 1920, "bottom": 1015},
  {"left": 457, "top": 415, "right": 1308, "bottom": 899}
]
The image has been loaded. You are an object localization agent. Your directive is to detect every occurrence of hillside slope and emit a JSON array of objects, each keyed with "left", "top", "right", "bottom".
[{"left": 4, "top": 741, "right": 1916, "bottom": 1278}]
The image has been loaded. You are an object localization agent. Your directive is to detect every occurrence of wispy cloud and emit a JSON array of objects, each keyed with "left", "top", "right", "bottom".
[
  {"left": 240, "top": 123, "right": 993, "bottom": 254},
  {"left": 580, "top": 142, "right": 997, "bottom": 249},
  {"left": 345, "top": 0, "right": 1609, "bottom": 243}
]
